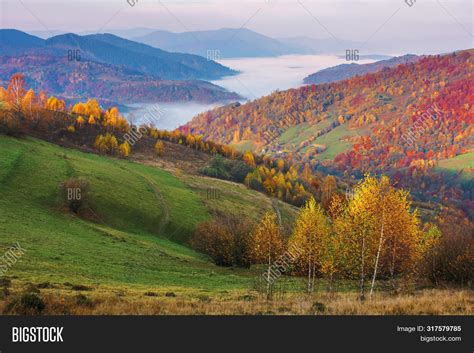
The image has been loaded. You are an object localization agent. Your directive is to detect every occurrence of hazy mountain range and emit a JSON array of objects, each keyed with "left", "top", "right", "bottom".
[
  {"left": 23, "top": 27, "right": 388, "bottom": 59},
  {"left": 133, "top": 28, "right": 304, "bottom": 58},
  {"left": 0, "top": 29, "right": 241, "bottom": 104},
  {"left": 0, "top": 29, "right": 235, "bottom": 80},
  {"left": 132, "top": 28, "right": 374, "bottom": 58},
  {"left": 29, "top": 28, "right": 158, "bottom": 40}
]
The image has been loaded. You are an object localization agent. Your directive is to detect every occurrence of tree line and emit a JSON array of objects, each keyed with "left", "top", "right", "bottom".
[{"left": 191, "top": 175, "right": 473, "bottom": 299}]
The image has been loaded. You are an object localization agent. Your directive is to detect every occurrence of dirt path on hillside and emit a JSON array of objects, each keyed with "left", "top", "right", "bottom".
[{"left": 120, "top": 166, "right": 170, "bottom": 236}]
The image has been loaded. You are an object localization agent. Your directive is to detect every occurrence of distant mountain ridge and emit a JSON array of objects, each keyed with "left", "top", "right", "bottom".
[
  {"left": 0, "top": 29, "right": 241, "bottom": 104},
  {"left": 303, "top": 54, "right": 420, "bottom": 84},
  {"left": 133, "top": 28, "right": 400, "bottom": 59},
  {"left": 87, "top": 34, "right": 235, "bottom": 80},
  {"left": 0, "top": 29, "right": 236, "bottom": 80},
  {"left": 29, "top": 28, "right": 158, "bottom": 40},
  {"left": 22, "top": 27, "right": 391, "bottom": 59},
  {"left": 133, "top": 28, "right": 313, "bottom": 58},
  {"left": 0, "top": 29, "right": 48, "bottom": 55},
  {"left": 0, "top": 55, "right": 241, "bottom": 104}
]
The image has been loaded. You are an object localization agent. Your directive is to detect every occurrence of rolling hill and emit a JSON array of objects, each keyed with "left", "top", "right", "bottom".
[
  {"left": 182, "top": 49, "right": 473, "bottom": 215},
  {"left": 184, "top": 50, "right": 472, "bottom": 167},
  {"left": 303, "top": 54, "right": 420, "bottom": 85},
  {"left": 0, "top": 134, "right": 297, "bottom": 292}
]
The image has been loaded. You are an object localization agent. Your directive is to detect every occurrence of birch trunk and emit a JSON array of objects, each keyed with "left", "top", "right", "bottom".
[
  {"left": 267, "top": 234, "right": 272, "bottom": 300},
  {"left": 267, "top": 253, "right": 271, "bottom": 300},
  {"left": 307, "top": 256, "right": 312, "bottom": 293},
  {"left": 359, "top": 236, "right": 366, "bottom": 301},
  {"left": 370, "top": 195, "right": 385, "bottom": 299},
  {"left": 370, "top": 222, "right": 384, "bottom": 298}
]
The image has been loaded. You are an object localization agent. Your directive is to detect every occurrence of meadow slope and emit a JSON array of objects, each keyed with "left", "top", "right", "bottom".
[
  {"left": 0, "top": 135, "right": 297, "bottom": 293},
  {"left": 0, "top": 135, "right": 471, "bottom": 315}
]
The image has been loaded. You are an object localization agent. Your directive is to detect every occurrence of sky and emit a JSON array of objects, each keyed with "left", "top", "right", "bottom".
[{"left": 1, "top": 0, "right": 472, "bottom": 54}]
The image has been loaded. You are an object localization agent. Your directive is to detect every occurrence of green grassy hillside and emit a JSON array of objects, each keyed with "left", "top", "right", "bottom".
[
  {"left": 0, "top": 135, "right": 295, "bottom": 294},
  {"left": 436, "top": 152, "right": 474, "bottom": 181},
  {"left": 0, "top": 136, "right": 471, "bottom": 315}
]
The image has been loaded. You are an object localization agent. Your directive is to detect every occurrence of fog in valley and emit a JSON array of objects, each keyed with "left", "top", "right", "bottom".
[{"left": 127, "top": 54, "right": 375, "bottom": 130}]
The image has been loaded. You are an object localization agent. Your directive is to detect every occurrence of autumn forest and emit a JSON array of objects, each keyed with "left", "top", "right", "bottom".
[{"left": 0, "top": 31, "right": 472, "bottom": 319}]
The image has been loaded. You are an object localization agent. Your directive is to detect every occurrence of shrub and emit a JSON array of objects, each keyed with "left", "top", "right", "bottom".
[
  {"left": 200, "top": 155, "right": 253, "bottom": 183},
  {"left": 118, "top": 141, "right": 131, "bottom": 158},
  {"left": 422, "top": 215, "right": 474, "bottom": 286},
  {"left": 76, "top": 116, "right": 85, "bottom": 127},
  {"left": 230, "top": 218, "right": 253, "bottom": 268},
  {"left": 230, "top": 161, "right": 254, "bottom": 182},
  {"left": 75, "top": 294, "right": 94, "bottom": 307},
  {"left": 0, "top": 278, "right": 11, "bottom": 299},
  {"left": 0, "top": 109, "right": 23, "bottom": 136},
  {"left": 94, "top": 133, "right": 118, "bottom": 154},
  {"left": 154, "top": 141, "right": 164, "bottom": 156},
  {"left": 6, "top": 292, "right": 45, "bottom": 315},
  {"left": 59, "top": 178, "right": 90, "bottom": 213},
  {"left": 24, "top": 283, "right": 40, "bottom": 294},
  {"left": 37, "top": 282, "right": 53, "bottom": 289},
  {"left": 191, "top": 220, "right": 234, "bottom": 266},
  {"left": 191, "top": 215, "right": 253, "bottom": 267},
  {"left": 71, "top": 284, "right": 91, "bottom": 291},
  {"left": 144, "top": 291, "right": 158, "bottom": 297}
]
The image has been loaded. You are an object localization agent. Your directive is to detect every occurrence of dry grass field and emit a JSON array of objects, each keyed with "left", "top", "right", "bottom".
[{"left": 1, "top": 280, "right": 472, "bottom": 315}]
